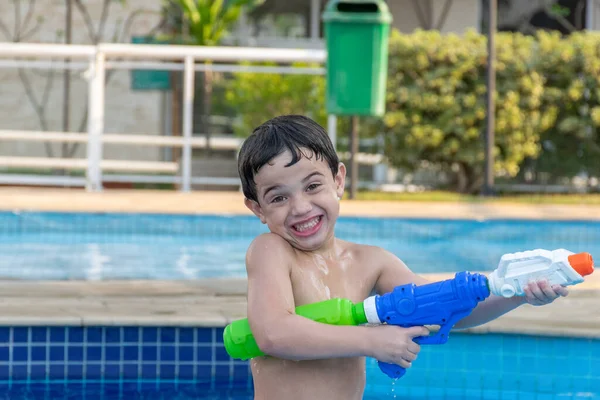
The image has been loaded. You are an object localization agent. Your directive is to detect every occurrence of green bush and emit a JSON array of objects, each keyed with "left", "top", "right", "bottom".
[
  {"left": 528, "top": 31, "right": 600, "bottom": 182},
  {"left": 223, "top": 62, "right": 330, "bottom": 136},
  {"left": 384, "top": 29, "right": 559, "bottom": 193}
]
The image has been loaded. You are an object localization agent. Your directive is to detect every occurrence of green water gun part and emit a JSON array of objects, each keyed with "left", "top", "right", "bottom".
[{"left": 224, "top": 298, "right": 367, "bottom": 360}]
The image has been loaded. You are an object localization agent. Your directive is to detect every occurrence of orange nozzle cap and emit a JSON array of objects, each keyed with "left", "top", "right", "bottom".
[{"left": 568, "top": 252, "right": 594, "bottom": 277}]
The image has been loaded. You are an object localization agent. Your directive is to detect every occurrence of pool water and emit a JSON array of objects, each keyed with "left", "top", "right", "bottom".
[{"left": 1, "top": 212, "right": 599, "bottom": 280}]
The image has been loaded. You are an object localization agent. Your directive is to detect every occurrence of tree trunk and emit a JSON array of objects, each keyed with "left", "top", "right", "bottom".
[
  {"left": 454, "top": 162, "right": 483, "bottom": 194},
  {"left": 454, "top": 162, "right": 469, "bottom": 194},
  {"left": 171, "top": 71, "right": 182, "bottom": 163},
  {"left": 348, "top": 116, "right": 359, "bottom": 199}
]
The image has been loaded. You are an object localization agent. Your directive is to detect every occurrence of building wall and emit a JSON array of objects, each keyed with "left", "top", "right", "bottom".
[
  {"left": 387, "top": 0, "right": 480, "bottom": 34},
  {"left": 0, "top": 0, "right": 164, "bottom": 161}
]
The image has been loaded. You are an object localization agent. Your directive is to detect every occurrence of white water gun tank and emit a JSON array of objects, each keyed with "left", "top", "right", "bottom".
[{"left": 488, "top": 248, "right": 594, "bottom": 298}]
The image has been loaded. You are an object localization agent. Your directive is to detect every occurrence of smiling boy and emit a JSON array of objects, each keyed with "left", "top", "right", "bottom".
[{"left": 237, "top": 115, "right": 568, "bottom": 400}]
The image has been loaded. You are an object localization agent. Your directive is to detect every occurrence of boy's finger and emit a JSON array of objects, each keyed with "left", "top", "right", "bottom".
[
  {"left": 407, "top": 341, "right": 421, "bottom": 355},
  {"left": 538, "top": 280, "right": 559, "bottom": 300},
  {"left": 525, "top": 282, "right": 545, "bottom": 303},
  {"left": 406, "top": 326, "right": 429, "bottom": 338},
  {"left": 552, "top": 285, "right": 569, "bottom": 297}
]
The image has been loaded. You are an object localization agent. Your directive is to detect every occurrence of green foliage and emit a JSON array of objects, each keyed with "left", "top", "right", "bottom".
[
  {"left": 382, "top": 29, "right": 600, "bottom": 193},
  {"left": 223, "top": 63, "right": 329, "bottom": 136},
  {"left": 164, "top": 0, "right": 264, "bottom": 45},
  {"left": 528, "top": 31, "right": 600, "bottom": 181},
  {"left": 220, "top": 29, "right": 600, "bottom": 192}
]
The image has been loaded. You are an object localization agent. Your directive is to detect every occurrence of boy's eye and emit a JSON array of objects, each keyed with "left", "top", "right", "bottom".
[
  {"left": 271, "top": 196, "right": 286, "bottom": 203},
  {"left": 307, "top": 183, "right": 321, "bottom": 191}
]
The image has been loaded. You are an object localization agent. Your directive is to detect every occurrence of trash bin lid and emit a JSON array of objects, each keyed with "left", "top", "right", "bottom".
[{"left": 322, "top": 0, "right": 392, "bottom": 24}]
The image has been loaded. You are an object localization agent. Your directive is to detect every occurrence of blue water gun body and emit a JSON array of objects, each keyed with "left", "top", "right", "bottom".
[{"left": 364, "top": 271, "right": 491, "bottom": 378}]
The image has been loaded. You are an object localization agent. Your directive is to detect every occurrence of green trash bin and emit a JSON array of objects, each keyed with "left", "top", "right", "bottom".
[{"left": 322, "top": 0, "right": 392, "bottom": 117}]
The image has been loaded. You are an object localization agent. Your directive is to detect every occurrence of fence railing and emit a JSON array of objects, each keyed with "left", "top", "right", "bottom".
[{"left": 0, "top": 42, "right": 334, "bottom": 192}]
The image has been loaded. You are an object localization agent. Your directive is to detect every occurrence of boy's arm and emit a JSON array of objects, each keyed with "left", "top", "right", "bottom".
[
  {"left": 453, "top": 279, "right": 568, "bottom": 329},
  {"left": 373, "top": 248, "right": 568, "bottom": 330},
  {"left": 246, "top": 233, "right": 373, "bottom": 361},
  {"left": 373, "top": 248, "right": 431, "bottom": 295}
]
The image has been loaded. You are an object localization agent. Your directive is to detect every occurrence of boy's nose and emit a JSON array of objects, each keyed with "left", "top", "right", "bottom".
[{"left": 290, "top": 195, "right": 313, "bottom": 216}]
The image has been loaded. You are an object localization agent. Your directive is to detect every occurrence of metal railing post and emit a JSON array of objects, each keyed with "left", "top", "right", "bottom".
[
  {"left": 86, "top": 50, "right": 105, "bottom": 192},
  {"left": 181, "top": 56, "right": 195, "bottom": 192}
]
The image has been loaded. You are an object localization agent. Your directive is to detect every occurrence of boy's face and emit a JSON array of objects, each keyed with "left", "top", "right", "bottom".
[{"left": 245, "top": 149, "right": 346, "bottom": 252}]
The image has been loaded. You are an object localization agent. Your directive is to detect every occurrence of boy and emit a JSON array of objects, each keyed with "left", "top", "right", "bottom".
[{"left": 237, "top": 115, "right": 568, "bottom": 400}]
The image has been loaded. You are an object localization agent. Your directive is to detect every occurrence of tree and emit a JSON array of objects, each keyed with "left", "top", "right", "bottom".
[{"left": 162, "top": 0, "right": 264, "bottom": 154}]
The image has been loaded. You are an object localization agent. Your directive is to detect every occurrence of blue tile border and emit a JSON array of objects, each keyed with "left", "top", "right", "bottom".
[
  {"left": 0, "top": 327, "right": 599, "bottom": 398},
  {"left": 0, "top": 326, "right": 252, "bottom": 389}
]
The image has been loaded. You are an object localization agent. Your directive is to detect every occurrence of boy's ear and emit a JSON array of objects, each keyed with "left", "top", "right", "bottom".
[
  {"left": 335, "top": 162, "right": 346, "bottom": 199},
  {"left": 244, "top": 198, "right": 267, "bottom": 224}
]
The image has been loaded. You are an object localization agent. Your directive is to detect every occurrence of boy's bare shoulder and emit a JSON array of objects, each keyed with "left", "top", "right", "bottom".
[
  {"left": 343, "top": 240, "right": 403, "bottom": 271},
  {"left": 246, "top": 233, "right": 296, "bottom": 265},
  {"left": 248, "top": 232, "right": 294, "bottom": 250},
  {"left": 345, "top": 240, "right": 393, "bottom": 259}
]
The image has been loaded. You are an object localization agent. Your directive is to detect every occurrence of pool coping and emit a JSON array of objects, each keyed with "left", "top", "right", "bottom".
[
  {"left": 2, "top": 188, "right": 600, "bottom": 220},
  {"left": 0, "top": 274, "right": 598, "bottom": 339}
]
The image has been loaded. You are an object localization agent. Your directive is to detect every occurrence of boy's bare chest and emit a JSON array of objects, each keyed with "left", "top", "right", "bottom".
[{"left": 289, "top": 255, "right": 376, "bottom": 306}]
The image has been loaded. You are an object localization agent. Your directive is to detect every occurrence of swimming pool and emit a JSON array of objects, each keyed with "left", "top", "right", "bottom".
[
  {"left": 1, "top": 210, "right": 599, "bottom": 399},
  {"left": 0, "top": 326, "right": 598, "bottom": 399},
  {"left": 1, "top": 211, "right": 599, "bottom": 280}
]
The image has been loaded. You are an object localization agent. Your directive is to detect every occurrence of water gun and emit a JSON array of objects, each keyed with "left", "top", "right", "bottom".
[{"left": 223, "top": 248, "right": 594, "bottom": 379}]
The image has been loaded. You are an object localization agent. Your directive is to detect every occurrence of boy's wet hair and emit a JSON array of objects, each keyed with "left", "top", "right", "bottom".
[{"left": 238, "top": 115, "right": 339, "bottom": 203}]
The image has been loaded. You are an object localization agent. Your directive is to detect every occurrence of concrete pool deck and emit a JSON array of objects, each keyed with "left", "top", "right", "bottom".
[
  {"left": 0, "top": 187, "right": 599, "bottom": 339},
  {"left": 2, "top": 187, "right": 600, "bottom": 220}
]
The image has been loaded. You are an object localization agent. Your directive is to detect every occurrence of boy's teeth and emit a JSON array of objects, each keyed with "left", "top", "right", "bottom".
[{"left": 294, "top": 216, "right": 320, "bottom": 232}]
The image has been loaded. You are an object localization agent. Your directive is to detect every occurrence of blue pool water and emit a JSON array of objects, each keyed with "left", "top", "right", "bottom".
[{"left": 1, "top": 211, "right": 599, "bottom": 280}]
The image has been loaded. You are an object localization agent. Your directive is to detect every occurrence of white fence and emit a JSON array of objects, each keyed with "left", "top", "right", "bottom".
[{"left": 0, "top": 42, "right": 339, "bottom": 191}]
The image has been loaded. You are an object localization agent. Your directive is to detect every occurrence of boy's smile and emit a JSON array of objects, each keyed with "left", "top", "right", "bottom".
[
  {"left": 245, "top": 148, "right": 346, "bottom": 252},
  {"left": 291, "top": 215, "right": 323, "bottom": 237}
]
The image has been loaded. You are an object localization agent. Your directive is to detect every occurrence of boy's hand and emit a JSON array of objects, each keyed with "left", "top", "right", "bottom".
[
  {"left": 367, "top": 325, "right": 429, "bottom": 369},
  {"left": 523, "top": 279, "right": 569, "bottom": 306}
]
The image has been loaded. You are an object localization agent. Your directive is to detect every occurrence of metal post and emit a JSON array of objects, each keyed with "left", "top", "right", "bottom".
[
  {"left": 182, "top": 56, "right": 195, "bottom": 192},
  {"left": 311, "top": 0, "right": 321, "bottom": 39},
  {"left": 483, "top": 0, "right": 496, "bottom": 196},
  {"left": 586, "top": 0, "right": 594, "bottom": 30},
  {"left": 327, "top": 114, "right": 337, "bottom": 151},
  {"left": 349, "top": 116, "right": 359, "bottom": 199},
  {"left": 86, "top": 51, "right": 105, "bottom": 192},
  {"left": 62, "top": 0, "right": 72, "bottom": 158}
]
